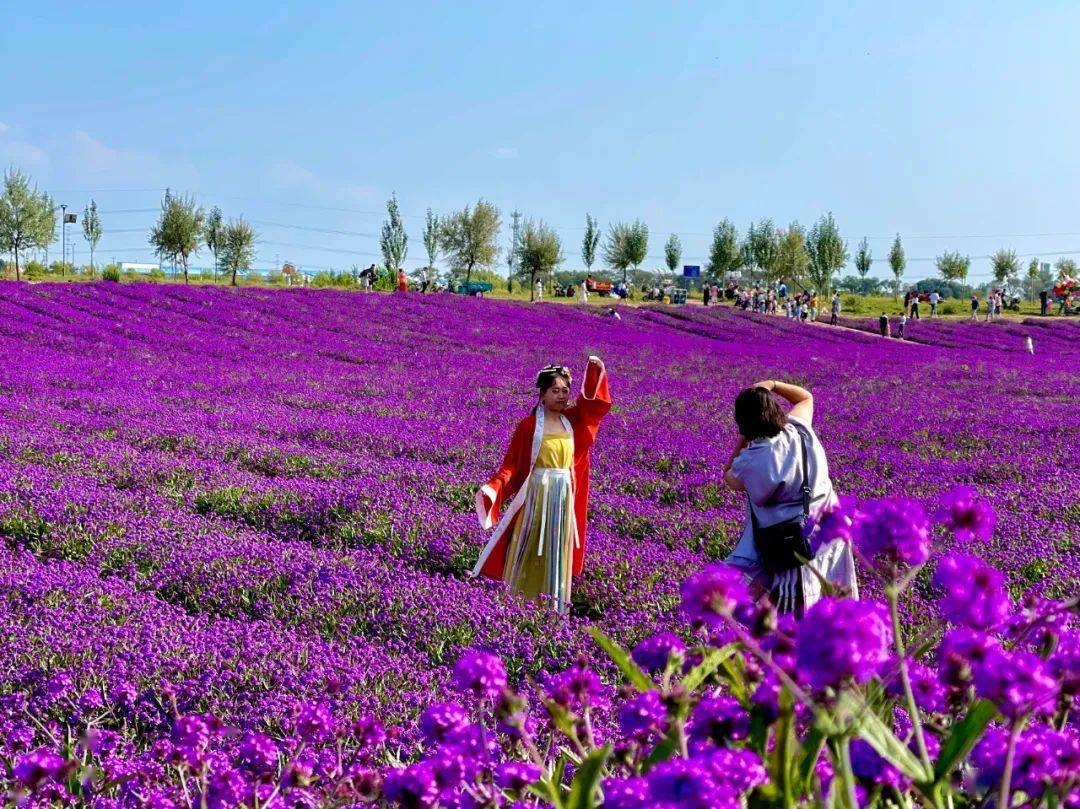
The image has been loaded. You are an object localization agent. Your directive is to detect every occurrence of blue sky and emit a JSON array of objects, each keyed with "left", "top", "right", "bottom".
[{"left": 2, "top": 1, "right": 1078, "bottom": 281}]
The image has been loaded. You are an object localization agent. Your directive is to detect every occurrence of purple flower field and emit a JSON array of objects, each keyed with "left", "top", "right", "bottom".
[{"left": 0, "top": 282, "right": 1075, "bottom": 806}]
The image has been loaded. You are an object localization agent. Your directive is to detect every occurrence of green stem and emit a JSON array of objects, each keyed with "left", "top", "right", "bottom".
[
  {"left": 886, "top": 586, "right": 933, "bottom": 777},
  {"left": 997, "top": 715, "right": 1027, "bottom": 809},
  {"left": 837, "top": 736, "right": 860, "bottom": 809}
]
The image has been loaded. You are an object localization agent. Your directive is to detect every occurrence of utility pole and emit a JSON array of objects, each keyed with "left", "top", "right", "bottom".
[{"left": 508, "top": 210, "right": 522, "bottom": 292}]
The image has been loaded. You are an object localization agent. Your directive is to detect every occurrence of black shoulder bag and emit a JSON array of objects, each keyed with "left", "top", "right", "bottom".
[{"left": 749, "top": 428, "right": 813, "bottom": 574}]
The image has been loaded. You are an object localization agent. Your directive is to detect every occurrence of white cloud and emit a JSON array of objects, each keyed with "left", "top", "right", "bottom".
[
  {"left": 0, "top": 125, "right": 199, "bottom": 189},
  {"left": 494, "top": 146, "right": 519, "bottom": 160},
  {"left": 68, "top": 130, "right": 199, "bottom": 189},
  {"left": 0, "top": 122, "right": 51, "bottom": 174},
  {"left": 0, "top": 138, "right": 50, "bottom": 174},
  {"left": 266, "top": 159, "right": 375, "bottom": 205}
]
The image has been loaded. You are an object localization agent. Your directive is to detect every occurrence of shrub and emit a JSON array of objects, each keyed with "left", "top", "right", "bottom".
[{"left": 101, "top": 265, "right": 121, "bottom": 282}]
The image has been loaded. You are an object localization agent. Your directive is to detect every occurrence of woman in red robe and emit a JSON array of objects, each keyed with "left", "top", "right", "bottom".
[
  {"left": 397, "top": 269, "right": 408, "bottom": 292},
  {"left": 472, "top": 356, "right": 611, "bottom": 612}
]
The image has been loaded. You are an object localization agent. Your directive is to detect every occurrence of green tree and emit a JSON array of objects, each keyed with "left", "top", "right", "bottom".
[
  {"left": 0, "top": 169, "right": 54, "bottom": 282},
  {"left": 854, "top": 237, "right": 872, "bottom": 279},
  {"left": 440, "top": 199, "right": 501, "bottom": 283},
  {"left": 38, "top": 194, "right": 57, "bottom": 269},
  {"left": 990, "top": 248, "right": 1019, "bottom": 288},
  {"left": 705, "top": 219, "right": 742, "bottom": 281},
  {"left": 380, "top": 193, "right": 408, "bottom": 280},
  {"left": 1026, "top": 257, "right": 1040, "bottom": 302},
  {"left": 517, "top": 220, "right": 563, "bottom": 302},
  {"left": 889, "top": 234, "right": 907, "bottom": 300},
  {"left": 1054, "top": 257, "right": 1078, "bottom": 277},
  {"left": 205, "top": 206, "right": 224, "bottom": 282},
  {"left": 806, "top": 212, "right": 849, "bottom": 294},
  {"left": 774, "top": 222, "right": 810, "bottom": 288},
  {"left": 603, "top": 220, "right": 649, "bottom": 283},
  {"left": 149, "top": 191, "right": 204, "bottom": 285},
  {"left": 664, "top": 233, "right": 681, "bottom": 275},
  {"left": 935, "top": 250, "right": 970, "bottom": 283},
  {"left": 582, "top": 214, "right": 601, "bottom": 272},
  {"left": 423, "top": 208, "right": 440, "bottom": 277},
  {"left": 219, "top": 219, "right": 257, "bottom": 287},
  {"left": 82, "top": 199, "right": 102, "bottom": 277},
  {"left": 750, "top": 218, "right": 780, "bottom": 284}
]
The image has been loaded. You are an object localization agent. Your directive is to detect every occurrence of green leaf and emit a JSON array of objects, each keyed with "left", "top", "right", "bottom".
[
  {"left": 530, "top": 756, "right": 570, "bottom": 809},
  {"left": 588, "top": 627, "right": 654, "bottom": 692},
  {"left": 837, "top": 692, "right": 932, "bottom": 783},
  {"left": 683, "top": 644, "right": 738, "bottom": 693},
  {"left": 567, "top": 746, "right": 611, "bottom": 809},
  {"left": 642, "top": 736, "right": 677, "bottom": 773},
  {"left": 933, "top": 699, "right": 998, "bottom": 782}
]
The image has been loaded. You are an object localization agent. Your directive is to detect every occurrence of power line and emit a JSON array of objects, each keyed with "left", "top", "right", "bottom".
[
  {"left": 81, "top": 187, "right": 1080, "bottom": 244},
  {"left": 248, "top": 220, "right": 379, "bottom": 239}
]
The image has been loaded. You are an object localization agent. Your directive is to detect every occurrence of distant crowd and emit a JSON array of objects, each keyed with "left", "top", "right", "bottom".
[{"left": 706, "top": 281, "right": 846, "bottom": 326}]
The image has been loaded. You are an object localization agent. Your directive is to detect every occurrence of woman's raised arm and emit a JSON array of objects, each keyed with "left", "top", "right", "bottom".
[
  {"left": 571, "top": 356, "right": 611, "bottom": 425},
  {"left": 753, "top": 379, "right": 813, "bottom": 426}
]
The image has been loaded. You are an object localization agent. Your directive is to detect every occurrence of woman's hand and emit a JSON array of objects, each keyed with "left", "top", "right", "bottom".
[
  {"left": 751, "top": 379, "right": 775, "bottom": 391},
  {"left": 587, "top": 355, "right": 605, "bottom": 373},
  {"left": 723, "top": 436, "right": 749, "bottom": 472}
]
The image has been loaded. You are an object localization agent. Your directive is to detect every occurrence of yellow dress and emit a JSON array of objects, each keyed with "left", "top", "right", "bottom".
[{"left": 501, "top": 433, "right": 576, "bottom": 612}]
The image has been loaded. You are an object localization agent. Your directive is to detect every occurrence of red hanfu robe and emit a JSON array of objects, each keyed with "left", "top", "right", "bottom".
[{"left": 472, "top": 361, "right": 611, "bottom": 580}]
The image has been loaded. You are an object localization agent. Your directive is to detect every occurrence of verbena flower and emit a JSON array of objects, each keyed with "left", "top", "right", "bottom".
[
  {"left": 295, "top": 702, "right": 336, "bottom": 744},
  {"left": 493, "top": 761, "right": 542, "bottom": 790},
  {"left": 602, "top": 776, "right": 649, "bottom": 809},
  {"left": 705, "top": 748, "right": 769, "bottom": 792},
  {"left": 934, "top": 552, "right": 1011, "bottom": 630},
  {"left": 452, "top": 650, "right": 507, "bottom": 701},
  {"left": 680, "top": 563, "right": 749, "bottom": 628},
  {"left": 631, "top": 632, "right": 687, "bottom": 672},
  {"left": 885, "top": 657, "right": 946, "bottom": 714},
  {"left": 383, "top": 761, "right": 439, "bottom": 808},
  {"left": 852, "top": 497, "right": 932, "bottom": 570},
  {"left": 617, "top": 690, "right": 667, "bottom": 742},
  {"left": 936, "top": 485, "right": 996, "bottom": 542},
  {"left": 687, "top": 695, "right": 749, "bottom": 748},
  {"left": 645, "top": 757, "right": 738, "bottom": 809},
  {"left": 973, "top": 647, "right": 1059, "bottom": 718},
  {"left": 12, "top": 750, "right": 68, "bottom": 788},
  {"left": 543, "top": 662, "right": 610, "bottom": 712},
  {"left": 236, "top": 732, "right": 278, "bottom": 774},
  {"left": 795, "top": 598, "right": 892, "bottom": 692},
  {"left": 418, "top": 703, "right": 470, "bottom": 745},
  {"left": 351, "top": 715, "right": 388, "bottom": 752}
]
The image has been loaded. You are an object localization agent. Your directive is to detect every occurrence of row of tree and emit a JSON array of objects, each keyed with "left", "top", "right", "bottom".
[
  {"left": 148, "top": 192, "right": 256, "bottom": 286},
  {"left": 378, "top": 199, "right": 863, "bottom": 300},
  {"left": 0, "top": 170, "right": 104, "bottom": 281},
  {"left": 4, "top": 168, "right": 1075, "bottom": 296},
  {"left": 0, "top": 171, "right": 258, "bottom": 285}
]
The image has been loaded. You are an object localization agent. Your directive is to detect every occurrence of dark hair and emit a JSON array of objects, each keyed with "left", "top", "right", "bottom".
[
  {"left": 536, "top": 366, "right": 572, "bottom": 395},
  {"left": 734, "top": 386, "right": 787, "bottom": 440}
]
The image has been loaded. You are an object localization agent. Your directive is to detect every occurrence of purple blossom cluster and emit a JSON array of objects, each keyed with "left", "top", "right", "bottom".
[{"left": 0, "top": 283, "right": 1075, "bottom": 806}]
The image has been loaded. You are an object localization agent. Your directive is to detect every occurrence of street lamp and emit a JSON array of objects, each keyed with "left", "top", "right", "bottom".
[{"left": 60, "top": 205, "right": 77, "bottom": 278}]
